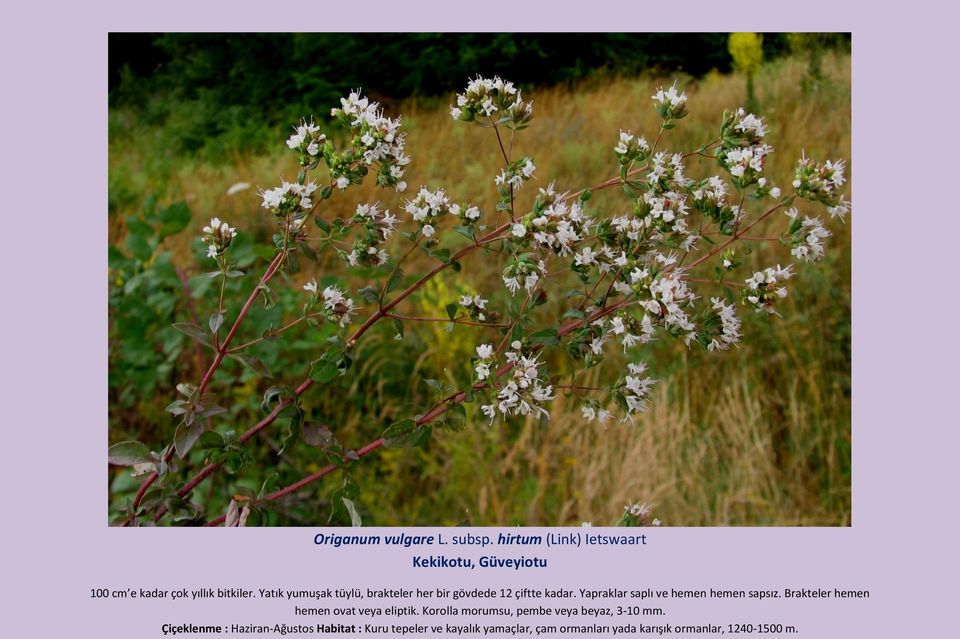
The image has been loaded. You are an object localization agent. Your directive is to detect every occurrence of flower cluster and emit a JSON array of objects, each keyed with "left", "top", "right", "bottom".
[
  {"left": 605, "top": 311, "right": 657, "bottom": 352},
  {"left": 581, "top": 403, "right": 614, "bottom": 425},
  {"left": 260, "top": 180, "right": 319, "bottom": 218},
  {"left": 726, "top": 107, "right": 768, "bottom": 145},
  {"left": 620, "top": 501, "right": 662, "bottom": 527},
  {"left": 200, "top": 217, "right": 237, "bottom": 260},
  {"left": 474, "top": 343, "right": 495, "bottom": 382},
  {"left": 502, "top": 254, "right": 547, "bottom": 295},
  {"left": 743, "top": 265, "right": 794, "bottom": 314},
  {"left": 614, "top": 130, "right": 650, "bottom": 165},
  {"left": 450, "top": 76, "right": 534, "bottom": 129},
  {"left": 285, "top": 118, "right": 327, "bottom": 166},
  {"left": 479, "top": 342, "right": 555, "bottom": 424},
  {"left": 519, "top": 182, "right": 592, "bottom": 257},
  {"left": 717, "top": 108, "right": 775, "bottom": 188},
  {"left": 449, "top": 203, "right": 482, "bottom": 226},
  {"left": 613, "top": 362, "right": 657, "bottom": 418},
  {"left": 793, "top": 154, "right": 848, "bottom": 214},
  {"left": 304, "top": 282, "right": 357, "bottom": 328},
  {"left": 495, "top": 157, "right": 537, "bottom": 191},
  {"left": 785, "top": 208, "right": 831, "bottom": 262},
  {"left": 329, "top": 91, "right": 410, "bottom": 192},
  {"left": 691, "top": 175, "right": 744, "bottom": 234},
  {"left": 638, "top": 190, "right": 696, "bottom": 247},
  {"left": 347, "top": 203, "right": 396, "bottom": 267},
  {"left": 720, "top": 144, "right": 774, "bottom": 188},
  {"left": 702, "top": 297, "right": 742, "bottom": 351},
  {"left": 403, "top": 186, "right": 454, "bottom": 238},
  {"left": 647, "top": 151, "right": 690, "bottom": 191},
  {"left": 635, "top": 266, "right": 699, "bottom": 343},
  {"left": 458, "top": 293, "right": 489, "bottom": 322},
  {"left": 652, "top": 83, "right": 688, "bottom": 120},
  {"left": 573, "top": 245, "right": 627, "bottom": 276}
]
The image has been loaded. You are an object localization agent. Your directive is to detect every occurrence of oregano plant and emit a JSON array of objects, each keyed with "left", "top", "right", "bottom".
[{"left": 109, "top": 76, "right": 850, "bottom": 527}]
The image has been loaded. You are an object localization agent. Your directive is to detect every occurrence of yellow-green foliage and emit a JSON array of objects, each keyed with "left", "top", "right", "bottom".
[
  {"left": 110, "top": 52, "right": 850, "bottom": 526},
  {"left": 729, "top": 33, "right": 764, "bottom": 75}
]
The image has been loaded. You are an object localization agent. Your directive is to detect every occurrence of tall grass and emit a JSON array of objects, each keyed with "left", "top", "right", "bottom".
[{"left": 109, "top": 52, "right": 850, "bottom": 526}]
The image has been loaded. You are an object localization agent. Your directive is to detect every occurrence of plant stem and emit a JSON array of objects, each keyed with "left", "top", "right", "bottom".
[{"left": 130, "top": 249, "right": 287, "bottom": 514}]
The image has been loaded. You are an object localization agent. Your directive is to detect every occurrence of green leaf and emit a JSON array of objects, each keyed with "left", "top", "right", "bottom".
[
  {"left": 260, "top": 386, "right": 294, "bottom": 414},
  {"left": 303, "top": 422, "right": 336, "bottom": 449},
  {"left": 157, "top": 202, "right": 191, "bottom": 239},
  {"left": 174, "top": 420, "right": 205, "bottom": 459},
  {"left": 310, "top": 350, "right": 351, "bottom": 383},
  {"left": 209, "top": 313, "right": 224, "bottom": 334},
  {"left": 386, "top": 268, "right": 405, "bottom": 294},
  {"left": 314, "top": 217, "right": 331, "bottom": 233},
  {"left": 176, "top": 383, "right": 197, "bottom": 398},
  {"left": 198, "top": 431, "right": 225, "bottom": 451},
  {"left": 172, "top": 322, "right": 211, "bottom": 346},
  {"left": 165, "top": 399, "right": 189, "bottom": 416},
  {"left": 431, "top": 248, "right": 451, "bottom": 263},
  {"left": 341, "top": 497, "right": 362, "bottom": 527},
  {"left": 125, "top": 232, "right": 154, "bottom": 262},
  {"left": 423, "top": 378, "right": 444, "bottom": 394},
  {"left": 276, "top": 413, "right": 301, "bottom": 455},
  {"left": 309, "top": 360, "right": 337, "bottom": 383},
  {"left": 445, "top": 303, "right": 458, "bottom": 321},
  {"left": 530, "top": 327, "right": 560, "bottom": 346},
  {"left": 444, "top": 403, "right": 467, "bottom": 431},
  {"left": 229, "top": 353, "right": 273, "bottom": 378},
  {"left": 383, "top": 419, "right": 431, "bottom": 448},
  {"left": 392, "top": 317, "right": 404, "bottom": 340},
  {"left": 225, "top": 270, "right": 245, "bottom": 278},
  {"left": 452, "top": 226, "right": 475, "bottom": 241},
  {"left": 108, "top": 441, "right": 152, "bottom": 466},
  {"left": 357, "top": 286, "right": 380, "bottom": 304}
]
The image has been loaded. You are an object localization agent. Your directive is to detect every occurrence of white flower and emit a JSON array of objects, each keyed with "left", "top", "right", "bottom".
[
  {"left": 575, "top": 246, "right": 599, "bottom": 267},
  {"left": 652, "top": 83, "right": 687, "bottom": 109},
  {"left": 422, "top": 224, "right": 435, "bottom": 237},
  {"left": 303, "top": 280, "right": 318, "bottom": 294},
  {"left": 521, "top": 159, "right": 536, "bottom": 178},
  {"left": 827, "top": 196, "right": 850, "bottom": 222},
  {"left": 481, "top": 404, "right": 496, "bottom": 424},
  {"left": 337, "top": 176, "right": 350, "bottom": 190},
  {"left": 733, "top": 107, "right": 768, "bottom": 139},
  {"left": 476, "top": 343, "right": 493, "bottom": 360},
  {"left": 581, "top": 406, "right": 596, "bottom": 421},
  {"left": 512, "top": 223, "right": 527, "bottom": 238},
  {"left": 321, "top": 285, "right": 356, "bottom": 327}
]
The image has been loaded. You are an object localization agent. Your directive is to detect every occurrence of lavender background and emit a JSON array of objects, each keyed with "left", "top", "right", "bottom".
[{"left": 2, "top": 1, "right": 958, "bottom": 637}]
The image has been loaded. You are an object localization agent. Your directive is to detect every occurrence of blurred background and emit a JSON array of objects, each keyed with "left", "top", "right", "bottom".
[{"left": 109, "top": 33, "right": 851, "bottom": 526}]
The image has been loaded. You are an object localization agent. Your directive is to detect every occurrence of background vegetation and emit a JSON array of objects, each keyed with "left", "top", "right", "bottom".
[{"left": 109, "top": 33, "right": 851, "bottom": 526}]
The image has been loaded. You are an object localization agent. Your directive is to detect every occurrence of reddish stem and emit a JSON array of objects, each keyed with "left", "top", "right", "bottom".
[
  {"left": 131, "top": 250, "right": 286, "bottom": 514},
  {"left": 201, "top": 298, "right": 632, "bottom": 525}
]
